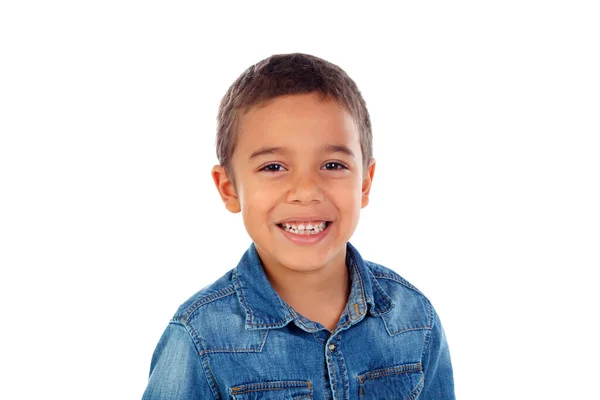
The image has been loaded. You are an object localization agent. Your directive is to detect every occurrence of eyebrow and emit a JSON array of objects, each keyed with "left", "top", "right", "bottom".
[
  {"left": 249, "top": 146, "right": 286, "bottom": 160},
  {"left": 324, "top": 144, "right": 356, "bottom": 159},
  {"left": 249, "top": 144, "right": 356, "bottom": 160}
]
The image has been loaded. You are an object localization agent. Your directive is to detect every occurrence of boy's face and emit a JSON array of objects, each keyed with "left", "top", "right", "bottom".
[{"left": 212, "top": 93, "right": 375, "bottom": 276}]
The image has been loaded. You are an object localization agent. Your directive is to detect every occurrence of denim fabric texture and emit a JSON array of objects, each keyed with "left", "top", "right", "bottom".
[{"left": 143, "top": 242, "right": 455, "bottom": 399}]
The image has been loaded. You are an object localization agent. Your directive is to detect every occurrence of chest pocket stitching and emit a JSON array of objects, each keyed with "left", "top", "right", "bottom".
[
  {"left": 358, "top": 363, "right": 422, "bottom": 382},
  {"left": 357, "top": 363, "right": 423, "bottom": 398},
  {"left": 230, "top": 380, "right": 312, "bottom": 399}
]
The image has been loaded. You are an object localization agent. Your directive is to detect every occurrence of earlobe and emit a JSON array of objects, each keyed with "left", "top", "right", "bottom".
[
  {"left": 211, "top": 165, "right": 241, "bottom": 213},
  {"left": 361, "top": 159, "right": 376, "bottom": 209}
]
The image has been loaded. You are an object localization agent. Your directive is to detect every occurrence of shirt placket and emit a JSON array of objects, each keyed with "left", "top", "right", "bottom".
[
  {"left": 325, "top": 334, "right": 345, "bottom": 400},
  {"left": 325, "top": 310, "right": 356, "bottom": 400}
]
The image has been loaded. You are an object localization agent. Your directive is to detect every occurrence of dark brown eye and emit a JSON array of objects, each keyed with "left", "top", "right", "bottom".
[
  {"left": 260, "top": 163, "right": 285, "bottom": 172},
  {"left": 323, "top": 162, "right": 347, "bottom": 170}
]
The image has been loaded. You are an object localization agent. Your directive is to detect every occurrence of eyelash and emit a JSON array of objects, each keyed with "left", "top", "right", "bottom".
[{"left": 260, "top": 162, "right": 348, "bottom": 173}]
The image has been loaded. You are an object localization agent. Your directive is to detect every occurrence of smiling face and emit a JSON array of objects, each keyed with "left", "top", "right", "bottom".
[{"left": 212, "top": 93, "right": 375, "bottom": 278}]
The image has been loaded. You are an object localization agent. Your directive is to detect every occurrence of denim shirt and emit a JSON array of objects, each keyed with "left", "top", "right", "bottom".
[{"left": 143, "top": 242, "right": 455, "bottom": 399}]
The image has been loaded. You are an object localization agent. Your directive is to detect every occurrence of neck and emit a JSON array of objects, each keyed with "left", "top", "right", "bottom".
[{"left": 259, "top": 249, "right": 351, "bottom": 330}]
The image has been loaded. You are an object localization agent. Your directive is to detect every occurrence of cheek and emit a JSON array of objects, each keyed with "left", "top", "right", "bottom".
[
  {"left": 240, "top": 185, "right": 276, "bottom": 223},
  {"left": 327, "top": 179, "right": 363, "bottom": 206},
  {"left": 244, "top": 187, "right": 273, "bottom": 206},
  {"left": 238, "top": 177, "right": 265, "bottom": 203}
]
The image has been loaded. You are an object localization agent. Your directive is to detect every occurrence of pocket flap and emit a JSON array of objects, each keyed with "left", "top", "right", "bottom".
[
  {"left": 357, "top": 363, "right": 424, "bottom": 399},
  {"left": 230, "top": 380, "right": 312, "bottom": 399}
]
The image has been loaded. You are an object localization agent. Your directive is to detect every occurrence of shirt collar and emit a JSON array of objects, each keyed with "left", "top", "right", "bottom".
[{"left": 233, "top": 242, "right": 395, "bottom": 331}]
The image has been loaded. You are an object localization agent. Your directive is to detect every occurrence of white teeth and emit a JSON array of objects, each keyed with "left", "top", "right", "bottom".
[{"left": 280, "top": 221, "right": 328, "bottom": 235}]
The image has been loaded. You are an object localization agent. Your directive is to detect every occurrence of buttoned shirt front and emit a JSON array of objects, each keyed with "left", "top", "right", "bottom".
[{"left": 143, "top": 242, "right": 455, "bottom": 399}]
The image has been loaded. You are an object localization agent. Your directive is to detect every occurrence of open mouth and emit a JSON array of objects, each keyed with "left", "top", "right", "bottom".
[{"left": 276, "top": 221, "right": 332, "bottom": 236}]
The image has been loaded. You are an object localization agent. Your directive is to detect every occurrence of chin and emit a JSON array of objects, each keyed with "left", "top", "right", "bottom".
[
  {"left": 282, "top": 259, "right": 326, "bottom": 273},
  {"left": 276, "top": 249, "right": 333, "bottom": 272}
]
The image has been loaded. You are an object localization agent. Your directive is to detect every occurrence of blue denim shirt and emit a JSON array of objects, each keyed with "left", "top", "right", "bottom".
[{"left": 143, "top": 242, "right": 455, "bottom": 399}]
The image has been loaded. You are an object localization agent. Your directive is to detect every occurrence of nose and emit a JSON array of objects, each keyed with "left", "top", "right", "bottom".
[{"left": 286, "top": 171, "right": 323, "bottom": 205}]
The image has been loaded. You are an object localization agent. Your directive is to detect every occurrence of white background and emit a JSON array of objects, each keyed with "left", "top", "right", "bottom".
[{"left": 1, "top": 1, "right": 599, "bottom": 398}]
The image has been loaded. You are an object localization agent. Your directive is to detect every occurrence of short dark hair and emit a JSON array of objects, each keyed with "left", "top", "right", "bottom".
[{"left": 216, "top": 53, "right": 373, "bottom": 179}]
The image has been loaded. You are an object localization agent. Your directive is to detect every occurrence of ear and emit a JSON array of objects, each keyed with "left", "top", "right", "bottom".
[
  {"left": 211, "top": 165, "right": 241, "bottom": 213},
  {"left": 361, "top": 159, "right": 376, "bottom": 209}
]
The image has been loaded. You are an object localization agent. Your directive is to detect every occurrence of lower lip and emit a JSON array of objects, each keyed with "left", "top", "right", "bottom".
[{"left": 277, "top": 223, "right": 332, "bottom": 245}]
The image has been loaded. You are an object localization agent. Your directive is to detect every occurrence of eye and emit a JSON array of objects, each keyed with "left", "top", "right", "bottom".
[
  {"left": 322, "top": 162, "right": 348, "bottom": 171},
  {"left": 260, "top": 163, "right": 286, "bottom": 173}
]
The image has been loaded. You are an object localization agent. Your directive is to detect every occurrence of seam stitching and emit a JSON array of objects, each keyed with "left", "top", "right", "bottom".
[
  {"left": 174, "top": 320, "right": 222, "bottom": 400},
  {"left": 180, "top": 286, "right": 236, "bottom": 322},
  {"left": 358, "top": 363, "right": 423, "bottom": 382},
  {"left": 200, "top": 330, "right": 268, "bottom": 354},
  {"left": 371, "top": 272, "right": 425, "bottom": 296}
]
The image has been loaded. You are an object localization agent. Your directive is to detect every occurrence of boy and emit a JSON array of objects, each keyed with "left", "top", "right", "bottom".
[{"left": 143, "top": 53, "right": 455, "bottom": 399}]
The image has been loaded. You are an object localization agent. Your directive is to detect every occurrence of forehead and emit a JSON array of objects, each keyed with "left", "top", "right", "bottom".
[{"left": 235, "top": 93, "right": 360, "bottom": 156}]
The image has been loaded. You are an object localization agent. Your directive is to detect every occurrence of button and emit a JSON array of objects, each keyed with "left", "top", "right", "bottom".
[{"left": 328, "top": 344, "right": 336, "bottom": 351}]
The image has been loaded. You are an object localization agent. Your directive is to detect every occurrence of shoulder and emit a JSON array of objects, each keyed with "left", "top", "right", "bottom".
[
  {"left": 167, "top": 270, "right": 260, "bottom": 352},
  {"left": 364, "top": 260, "right": 436, "bottom": 331},
  {"left": 365, "top": 261, "right": 428, "bottom": 300},
  {"left": 171, "top": 269, "right": 240, "bottom": 326}
]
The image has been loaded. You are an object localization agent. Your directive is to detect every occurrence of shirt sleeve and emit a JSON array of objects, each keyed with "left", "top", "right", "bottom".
[
  {"left": 419, "top": 310, "right": 455, "bottom": 399},
  {"left": 142, "top": 322, "right": 216, "bottom": 400}
]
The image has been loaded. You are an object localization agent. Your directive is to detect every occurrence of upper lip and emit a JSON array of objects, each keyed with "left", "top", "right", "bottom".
[{"left": 277, "top": 216, "right": 332, "bottom": 224}]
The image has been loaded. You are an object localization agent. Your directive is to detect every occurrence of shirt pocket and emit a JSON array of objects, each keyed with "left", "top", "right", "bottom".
[
  {"left": 229, "top": 380, "right": 313, "bottom": 400},
  {"left": 357, "top": 363, "right": 424, "bottom": 400}
]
